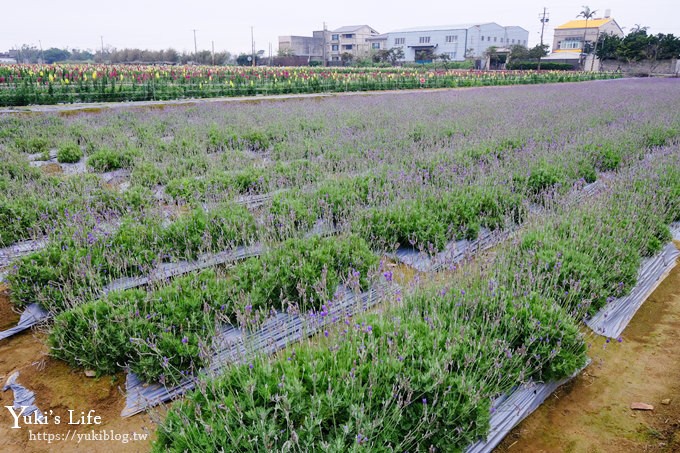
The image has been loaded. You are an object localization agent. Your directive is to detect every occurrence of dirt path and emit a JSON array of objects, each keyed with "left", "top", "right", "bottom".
[
  {"left": 0, "top": 290, "right": 155, "bottom": 452},
  {"left": 496, "top": 245, "right": 680, "bottom": 453}
]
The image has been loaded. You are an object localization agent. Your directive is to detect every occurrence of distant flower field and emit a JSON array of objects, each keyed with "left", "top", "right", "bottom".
[{"left": 0, "top": 63, "right": 621, "bottom": 106}]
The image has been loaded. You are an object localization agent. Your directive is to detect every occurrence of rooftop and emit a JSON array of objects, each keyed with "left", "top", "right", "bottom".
[
  {"left": 332, "top": 25, "right": 377, "bottom": 33},
  {"left": 390, "top": 23, "right": 484, "bottom": 33},
  {"left": 555, "top": 18, "right": 612, "bottom": 30}
]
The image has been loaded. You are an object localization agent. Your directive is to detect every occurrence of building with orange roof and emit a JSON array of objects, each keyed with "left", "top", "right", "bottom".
[{"left": 552, "top": 9, "right": 623, "bottom": 53}]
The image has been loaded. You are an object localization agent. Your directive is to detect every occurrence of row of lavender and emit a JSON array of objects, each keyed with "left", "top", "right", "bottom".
[
  {"left": 151, "top": 150, "right": 680, "bottom": 451},
  {"left": 0, "top": 79, "right": 678, "bottom": 450},
  {"left": 1, "top": 79, "right": 676, "bottom": 249}
]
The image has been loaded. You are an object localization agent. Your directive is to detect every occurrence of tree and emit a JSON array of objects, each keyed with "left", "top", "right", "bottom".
[
  {"left": 577, "top": 6, "right": 597, "bottom": 68},
  {"left": 415, "top": 49, "right": 435, "bottom": 62},
  {"left": 595, "top": 34, "right": 622, "bottom": 60},
  {"left": 278, "top": 47, "right": 295, "bottom": 57},
  {"left": 388, "top": 47, "right": 404, "bottom": 64},
  {"left": 484, "top": 46, "right": 499, "bottom": 69},
  {"left": 15, "top": 45, "right": 41, "bottom": 63},
  {"left": 528, "top": 44, "right": 549, "bottom": 59},
  {"left": 509, "top": 44, "right": 529, "bottom": 61},
  {"left": 236, "top": 53, "right": 252, "bottom": 66},
  {"left": 340, "top": 52, "right": 354, "bottom": 65},
  {"left": 42, "top": 48, "right": 71, "bottom": 64}
]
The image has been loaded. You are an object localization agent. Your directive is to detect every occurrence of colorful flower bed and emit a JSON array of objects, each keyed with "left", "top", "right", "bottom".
[{"left": 0, "top": 64, "right": 621, "bottom": 106}]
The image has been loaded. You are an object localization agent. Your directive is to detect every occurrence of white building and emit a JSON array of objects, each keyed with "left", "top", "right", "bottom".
[{"left": 385, "top": 23, "right": 529, "bottom": 63}]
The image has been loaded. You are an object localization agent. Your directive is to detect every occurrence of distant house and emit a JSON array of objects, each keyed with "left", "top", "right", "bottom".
[
  {"left": 0, "top": 52, "right": 16, "bottom": 64},
  {"left": 366, "top": 34, "right": 389, "bottom": 52},
  {"left": 552, "top": 11, "right": 623, "bottom": 54},
  {"left": 384, "top": 23, "right": 529, "bottom": 64},
  {"left": 278, "top": 35, "right": 324, "bottom": 62},
  {"left": 279, "top": 25, "right": 380, "bottom": 64}
]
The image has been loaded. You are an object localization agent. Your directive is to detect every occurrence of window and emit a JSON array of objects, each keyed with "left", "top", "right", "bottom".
[
  {"left": 419, "top": 36, "right": 431, "bottom": 44},
  {"left": 445, "top": 35, "right": 457, "bottom": 43},
  {"left": 500, "top": 38, "right": 504, "bottom": 43},
  {"left": 331, "top": 34, "right": 339, "bottom": 41},
  {"left": 512, "top": 39, "right": 515, "bottom": 44},
  {"left": 372, "top": 42, "right": 380, "bottom": 49},
  {"left": 332, "top": 56, "right": 339, "bottom": 61},
  {"left": 447, "top": 51, "right": 457, "bottom": 59},
  {"left": 342, "top": 33, "right": 354, "bottom": 39},
  {"left": 331, "top": 44, "right": 339, "bottom": 51},
  {"left": 560, "top": 38, "right": 581, "bottom": 49},
  {"left": 494, "top": 37, "right": 497, "bottom": 42},
  {"left": 394, "top": 37, "right": 405, "bottom": 45},
  {"left": 481, "top": 36, "right": 484, "bottom": 41},
  {"left": 343, "top": 44, "right": 353, "bottom": 50}
]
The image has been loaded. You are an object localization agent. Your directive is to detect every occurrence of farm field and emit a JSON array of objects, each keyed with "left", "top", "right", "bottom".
[
  {"left": 0, "top": 78, "right": 679, "bottom": 451},
  {"left": 0, "top": 63, "right": 620, "bottom": 106}
]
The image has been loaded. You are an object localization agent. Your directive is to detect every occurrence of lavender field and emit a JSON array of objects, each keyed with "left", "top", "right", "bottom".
[{"left": 1, "top": 78, "right": 679, "bottom": 451}]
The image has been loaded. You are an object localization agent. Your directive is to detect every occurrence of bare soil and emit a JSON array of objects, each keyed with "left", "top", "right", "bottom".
[
  {"left": 0, "top": 289, "right": 156, "bottom": 452},
  {"left": 0, "top": 285, "right": 20, "bottom": 330},
  {"left": 496, "top": 244, "right": 680, "bottom": 453}
]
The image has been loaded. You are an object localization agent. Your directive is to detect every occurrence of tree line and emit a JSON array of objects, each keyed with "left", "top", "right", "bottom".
[
  {"left": 596, "top": 28, "right": 680, "bottom": 63},
  {"left": 8, "top": 45, "right": 233, "bottom": 65}
]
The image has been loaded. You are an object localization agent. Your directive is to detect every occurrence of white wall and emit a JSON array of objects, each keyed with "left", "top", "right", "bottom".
[{"left": 385, "top": 23, "right": 528, "bottom": 62}]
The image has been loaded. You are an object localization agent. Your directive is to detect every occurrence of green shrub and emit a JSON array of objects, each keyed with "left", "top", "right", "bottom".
[
  {"left": 56, "top": 143, "right": 83, "bottom": 163},
  {"left": 642, "top": 126, "right": 678, "bottom": 148},
  {"left": 506, "top": 62, "right": 574, "bottom": 70},
  {"left": 87, "top": 147, "right": 139, "bottom": 172}
]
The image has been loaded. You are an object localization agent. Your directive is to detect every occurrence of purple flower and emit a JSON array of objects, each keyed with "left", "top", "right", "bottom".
[{"left": 182, "top": 336, "right": 189, "bottom": 344}]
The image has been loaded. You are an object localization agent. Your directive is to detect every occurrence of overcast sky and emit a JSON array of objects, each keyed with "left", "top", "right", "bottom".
[{"left": 2, "top": 1, "right": 678, "bottom": 55}]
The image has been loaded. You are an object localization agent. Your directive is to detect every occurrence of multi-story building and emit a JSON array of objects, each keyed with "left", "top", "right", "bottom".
[
  {"left": 277, "top": 35, "right": 324, "bottom": 62},
  {"left": 279, "top": 25, "right": 380, "bottom": 64},
  {"left": 318, "top": 25, "right": 381, "bottom": 62},
  {"left": 279, "top": 22, "right": 527, "bottom": 65},
  {"left": 384, "top": 23, "right": 528, "bottom": 63},
  {"left": 552, "top": 10, "right": 623, "bottom": 53}
]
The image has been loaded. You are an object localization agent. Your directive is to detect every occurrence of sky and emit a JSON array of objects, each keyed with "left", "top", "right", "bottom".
[{"left": 2, "top": 1, "right": 679, "bottom": 55}]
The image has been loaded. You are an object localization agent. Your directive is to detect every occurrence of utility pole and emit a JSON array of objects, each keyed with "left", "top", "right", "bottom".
[
  {"left": 38, "top": 40, "right": 43, "bottom": 64},
  {"left": 251, "top": 26, "right": 256, "bottom": 67},
  {"left": 537, "top": 7, "right": 549, "bottom": 71},
  {"left": 590, "top": 30, "right": 600, "bottom": 72},
  {"left": 211, "top": 40, "right": 215, "bottom": 65},
  {"left": 268, "top": 42, "right": 272, "bottom": 66},
  {"left": 192, "top": 29, "right": 198, "bottom": 59}
]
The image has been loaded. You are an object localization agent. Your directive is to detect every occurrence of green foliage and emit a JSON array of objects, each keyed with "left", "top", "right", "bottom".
[
  {"left": 642, "top": 126, "right": 678, "bottom": 148},
  {"left": 584, "top": 142, "right": 622, "bottom": 171},
  {"left": 13, "top": 136, "right": 49, "bottom": 154},
  {"left": 505, "top": 62, "right": 574, "bottom": 70},
  {"left": 87, "top": 147, "right": 139, "bottom": 172},
  {"left": 56, "top": 142, "right": 83, "bottom": 163},
  {"left": 9, "top": 203, "right": 256, "bottom": 312},
  {"left": 227, "top": 235, "right": 378, "bottom": 317}
]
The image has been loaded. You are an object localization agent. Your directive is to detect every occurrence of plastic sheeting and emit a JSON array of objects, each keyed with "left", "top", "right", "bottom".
[
  {"left": 0, "top": 303, "right": 50, "bottom": 341},
  {"left": 586, "top": 241, "right": 680, "bottom": 339},
  {"left": 2, "top": 371, "right": 45, "bottom": 422},
  {"left": 466, "top": 362, "right": 588, "bottom": 453},
  {"left": 671, "top": 222, "right": 680, "bottom": 241},
  {"left": 103, "top": 244, "right": 263, "bottom": 294},
  {"left": 393, "top": 228, "right": 510, "bottom": 273},
  {"left": 122, "top": 282, "right": 396, "bottom": 416},
  {"left": 0, "top": 238, "right": 48, "bottom": 269}
]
